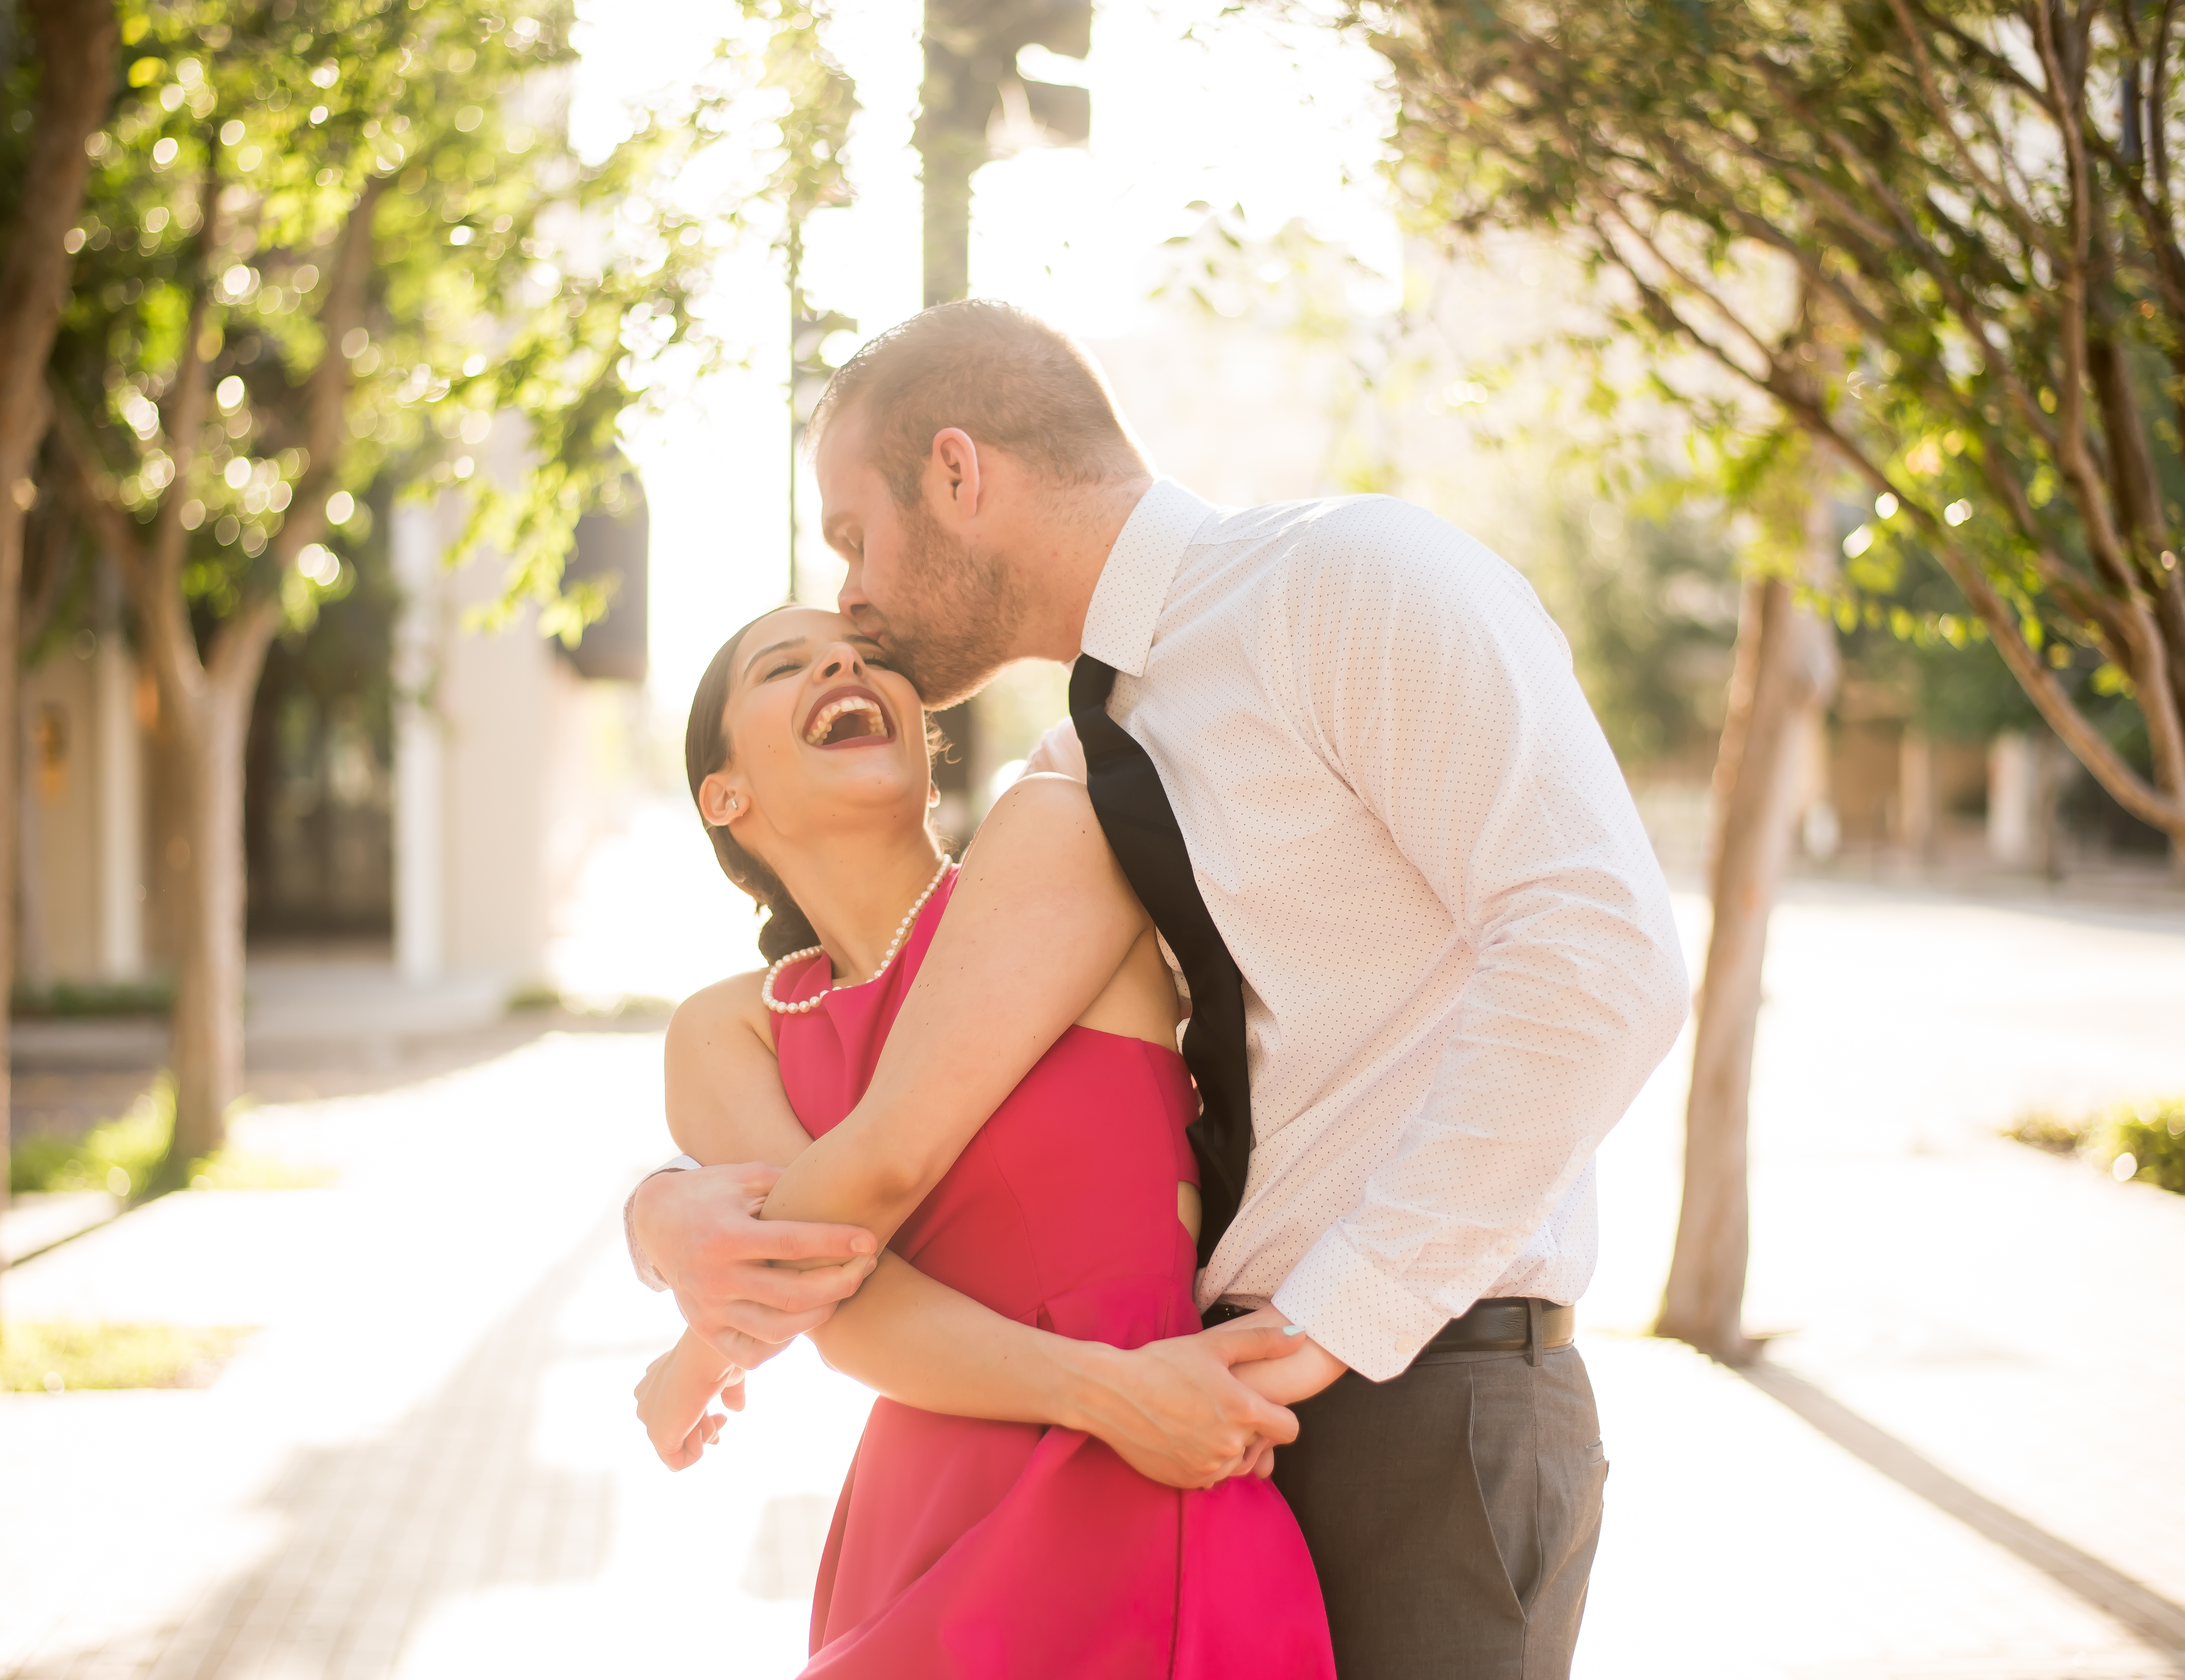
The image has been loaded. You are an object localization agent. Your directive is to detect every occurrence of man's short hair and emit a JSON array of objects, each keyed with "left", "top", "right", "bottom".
[{"left": 809, "top": 299, "right": 1145, "bottom": 505}]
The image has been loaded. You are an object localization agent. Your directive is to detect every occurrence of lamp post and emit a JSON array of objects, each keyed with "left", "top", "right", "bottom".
[{"left": 914, "top": 0, "right": 1091, "bottom": 823}]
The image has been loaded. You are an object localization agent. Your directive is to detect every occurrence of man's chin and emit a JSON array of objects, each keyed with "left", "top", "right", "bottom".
[{"left": 911, "top": 660, "right": 1007, "bottom": 711}]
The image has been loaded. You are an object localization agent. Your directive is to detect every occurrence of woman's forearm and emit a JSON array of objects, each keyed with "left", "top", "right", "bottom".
[{"left": 810, "top": 1254, "right": 1116, "bottom": 1429}]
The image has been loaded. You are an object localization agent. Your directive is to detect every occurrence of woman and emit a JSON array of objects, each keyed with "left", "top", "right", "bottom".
[{"left": 633, "top": 604, "right": 1334, "bottom": 1677}]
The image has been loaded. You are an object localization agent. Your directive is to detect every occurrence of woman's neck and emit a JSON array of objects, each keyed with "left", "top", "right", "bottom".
[{"left": 774, "top": 825, "right": 947, "bottom": 981}]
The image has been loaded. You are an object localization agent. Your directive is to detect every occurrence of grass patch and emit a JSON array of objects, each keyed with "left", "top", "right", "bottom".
[
  {"left": 2003, "top": 1096, "right": 2185, "bottom": 1194},
  {"left": 186, "top": 1153, "right": 335, "bottom": 1191},
  {"left": 10, "top": 978, "right": 173, "bottom": 1018},
  {"left": 9, "top": 1081, "right": 174, "bottom": 1198},
  {"left": 10, "top": 1077, "right": 335, "bottom": 1197},
  {"left": 507, "top": 981, "right": 563, "bottom": 1012},
  {"left": 1, "top": 1322, "right": 254, "bottom": 1392},
  {"left": 507, "top": 983, "right": 675, "bottom": 1019},
  {"left": 2107, "top": 1097, "right": 2185, "bottom": 1193},
  {"left": 2002, "top": 1110, "right": 2087, "bottom": 1156}
]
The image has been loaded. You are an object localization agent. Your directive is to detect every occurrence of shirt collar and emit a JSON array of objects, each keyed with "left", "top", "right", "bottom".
[{"left": 1078, "top": 479, "right": 1216, "bottom": 679}]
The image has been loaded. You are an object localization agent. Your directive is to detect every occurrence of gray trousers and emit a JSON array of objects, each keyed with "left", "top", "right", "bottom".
[{"left": 1271, "top": 1345, "right": 1607, "bottom": 1679}]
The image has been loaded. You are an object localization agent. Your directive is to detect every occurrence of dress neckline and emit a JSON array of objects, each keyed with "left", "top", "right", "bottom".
[{"left": 772, "top": 861, "right": 960, "bottom": 1011}]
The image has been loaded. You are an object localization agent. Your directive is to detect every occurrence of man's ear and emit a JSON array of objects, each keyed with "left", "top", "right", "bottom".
[
  {"left": 927, "top": 428, "right": 983, "bottom": 523},
  {"left": 697, "top": 769, "right": 746, "bottom": 830}
]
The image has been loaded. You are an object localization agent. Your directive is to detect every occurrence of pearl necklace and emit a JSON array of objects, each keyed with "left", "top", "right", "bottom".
[{"left": 759, "top": 854, "right": 953, "bottom": 1015}]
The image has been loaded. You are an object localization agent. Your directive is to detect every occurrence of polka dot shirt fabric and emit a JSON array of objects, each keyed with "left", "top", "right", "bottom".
[{"left": 1076, "top": 481, "right": 1690, "bottom": 1382}]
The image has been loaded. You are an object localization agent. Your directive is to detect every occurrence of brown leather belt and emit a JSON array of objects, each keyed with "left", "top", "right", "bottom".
[{"left": 1204, "top": 1296, "right": 1576, "bottom": 1366}]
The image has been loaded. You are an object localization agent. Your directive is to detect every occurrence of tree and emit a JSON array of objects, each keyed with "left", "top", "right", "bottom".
[
  {"left": 1363, "top": 0, "right": 2185, "bottom": 1358},
  {"left": 41, "top": 0, "right": 732, "bottom": 1170},
  {"left": 0, "top": 0, "right": 119, "bottom": 1284},
  {"left": 1370, "top": 0, "right": 2185, "bottom": 846}
]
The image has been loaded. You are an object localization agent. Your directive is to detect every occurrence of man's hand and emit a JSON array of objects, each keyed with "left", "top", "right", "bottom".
[
  {"left": 1066, "top": 1323, "right": 1307, "bottom": 1489},
  {"left": 632, "top": 1162, "right": 877, "bottom": 1369}
]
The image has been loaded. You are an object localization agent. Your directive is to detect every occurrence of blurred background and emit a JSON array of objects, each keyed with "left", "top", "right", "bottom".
[{"left": 4, "top": 0, "right": 2185, "bottom": 1675}]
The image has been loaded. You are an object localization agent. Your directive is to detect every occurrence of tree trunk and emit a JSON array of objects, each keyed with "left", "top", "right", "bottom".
[
  {"left": 161, "top": 633, "right": 275, "bottom": 1172},
  {"left": 1655, "top": 490, "right": 1839, "bottom": 1365},
  {"left": 0, "top": 0, "right": 120, "bottom": 1286}
]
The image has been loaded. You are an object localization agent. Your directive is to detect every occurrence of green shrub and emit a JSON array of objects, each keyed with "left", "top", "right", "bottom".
[
  {"left": 9, "top": 979, "right": 174, "bottom": 1018},
  {"left": 2101, "top": 1097, "right": 2185, "bottom": 1195},
  {"left": 2003, "top": 1110, "right": 2086, "bottom": 1155},
  {"left": 0, "top": 1322, "right": 253, "bottom": 1391},
  {"left": 2005, "top": 1096, "right": 2185, "bottom": 1195},
  {"left": 8, "top": 1079, "right": 174, "bottom": 1198},
  {"left": 9, "top": 1077, "right": 332, "bottom": 1197}
]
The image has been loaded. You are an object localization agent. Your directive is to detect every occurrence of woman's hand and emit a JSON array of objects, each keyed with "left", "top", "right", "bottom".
[
  {"left": 1216, "top": 1309, "right": 1350, "bottom": 1409},
  {"left": 1205, "top": 1311, "right": 1350, "bottom": 1478},
  {"left": 634, "top": 1328, "right": 747, "bottom": 1471}
]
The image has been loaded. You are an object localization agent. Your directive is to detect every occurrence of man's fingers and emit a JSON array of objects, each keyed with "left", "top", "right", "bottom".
[
  {"left": 730, "top": 1256, "right": 874, "bottom": 1315},
  {"left": 694, "top": 1296, "right": 839, "bottom": 1350},
  {"left": 743, "top": 1217, "right": 877, "bottom": 1264},
  {"left": 718, "top": 1160, "right": 785, "bottom": 1195}
]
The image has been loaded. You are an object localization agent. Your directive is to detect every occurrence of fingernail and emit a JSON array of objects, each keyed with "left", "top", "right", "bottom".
[
  {"left": 851, "top": 1235, "right": 876, "bottom": 1254},
  {"left": 1282, "top": 1324, "right": 1305, "bottom": 1337}
]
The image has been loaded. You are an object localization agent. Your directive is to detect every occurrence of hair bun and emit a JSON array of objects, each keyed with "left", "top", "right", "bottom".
[{"left": 757, "top": 900, "right": 822, "bottom": 963}]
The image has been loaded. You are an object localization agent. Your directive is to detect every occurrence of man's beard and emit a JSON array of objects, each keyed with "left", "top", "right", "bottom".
[{"left": 859, "top": 501, "right": 1030, "bottom": 709}]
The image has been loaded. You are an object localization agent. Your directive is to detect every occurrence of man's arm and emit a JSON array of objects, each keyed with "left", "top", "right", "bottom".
[{"left": 1266, "top": 507, "right": 1691, "bottom": 1381}]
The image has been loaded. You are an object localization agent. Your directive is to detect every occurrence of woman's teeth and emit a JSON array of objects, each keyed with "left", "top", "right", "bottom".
[{"left": 805, "top": 696, "right": 887, "bottom": 745}]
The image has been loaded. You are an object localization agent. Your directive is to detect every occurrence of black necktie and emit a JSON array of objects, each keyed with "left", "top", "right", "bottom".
[{"left": 1069, "top": 654, "right": 1251, "bottom": 1268}]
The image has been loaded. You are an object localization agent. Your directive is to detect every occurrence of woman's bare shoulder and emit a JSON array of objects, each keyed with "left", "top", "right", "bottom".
[
  {"left": 962, "top": 772, "right": 1139, "bottom": 910},
  {"left": 968, "top": 771, "right": 1099, "bottom": 851},
  {"left": 667, "top": 970, "right": 774, "bottom": 1058},
  {"left": 957, "top": 769, "right": 1153, "bottom": 935}
]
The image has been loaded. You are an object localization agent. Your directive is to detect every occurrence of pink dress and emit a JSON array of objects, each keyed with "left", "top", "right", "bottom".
[{"left": 773, "top": 867, "right": 1335, "bottom": 1678}]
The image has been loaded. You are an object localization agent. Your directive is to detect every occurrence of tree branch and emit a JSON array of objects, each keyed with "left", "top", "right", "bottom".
[
  {"left": 153, "top": 156, "right": 223, "bottom": 597},
  {"left": 1886, "top": 0, "right": 2052, "bottom": 259},
  {"left": 269, "top": 177, "right": 382, "bottom": 573},
  {"left": 44, "top": 373, "right": 205, "bottom": 708}
]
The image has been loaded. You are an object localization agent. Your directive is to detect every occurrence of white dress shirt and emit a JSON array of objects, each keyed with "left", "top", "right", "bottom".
[{"left": 1075, "top": 481, "right": 1688, "bottom": 1382}]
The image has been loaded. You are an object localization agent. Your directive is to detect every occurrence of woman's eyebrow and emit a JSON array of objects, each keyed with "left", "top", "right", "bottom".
[{"left": 741, "top": 636, "right": 807, "bottom": 678}]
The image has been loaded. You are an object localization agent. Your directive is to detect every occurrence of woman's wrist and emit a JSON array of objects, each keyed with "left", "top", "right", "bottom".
[
  {"left": 676, "top": 1327, "right": 739, "bottom": 1383},
  {"left": 1046, "top": 1335, "right": 1132, "bottom": 1437}
]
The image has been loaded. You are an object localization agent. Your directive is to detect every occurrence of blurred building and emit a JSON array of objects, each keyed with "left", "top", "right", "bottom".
[{"left": 13, "top": 455, "right": 650, "bottom": 1010}]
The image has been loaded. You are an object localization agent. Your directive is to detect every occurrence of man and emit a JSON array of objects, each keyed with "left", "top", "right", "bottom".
[{"left": 633, "top": 300, "right": 1687, "bottom": 1676}]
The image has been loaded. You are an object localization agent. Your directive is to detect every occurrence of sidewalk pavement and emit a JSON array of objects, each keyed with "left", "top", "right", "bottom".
[{"left": 3, "top": 876, "right": 2183, "bottom": 1678}]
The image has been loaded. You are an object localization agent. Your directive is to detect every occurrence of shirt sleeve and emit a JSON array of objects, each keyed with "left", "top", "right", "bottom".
[
  {"left": 1264, "top": 503, "right": 1689, "bottom": 1380},
  {"left": 625, "top": 1154, "right": 702, "bottom": 1290}
]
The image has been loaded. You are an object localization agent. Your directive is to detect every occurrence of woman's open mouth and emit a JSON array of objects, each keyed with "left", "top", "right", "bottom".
[{"left": 803, "top": 685, "right": 896, "bottom": 749}]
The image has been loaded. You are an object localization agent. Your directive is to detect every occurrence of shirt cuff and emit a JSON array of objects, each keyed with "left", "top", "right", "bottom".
[
  {"left": 625, "top": 1155, "right": 702, "bottom": 1291},
  {"left": 1271, "top": 1223, "right": 1452, "bottom": 1383}
]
